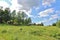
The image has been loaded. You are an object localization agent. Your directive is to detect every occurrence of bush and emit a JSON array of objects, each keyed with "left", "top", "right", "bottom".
[
  {"left": 1, "top": 30, "right": 7, "bottom": 33},
  {"left": 31, "top": 31, "right": 42, "bottom": 36},
  {"left": 20, "top": 28, "right": 23, "bottom": 31},
  {"left": 52, "top": 23, "right": 56, "bottom": 26},
  {"left": 15, "top": 37, "right": 18, "bottom": 40}
]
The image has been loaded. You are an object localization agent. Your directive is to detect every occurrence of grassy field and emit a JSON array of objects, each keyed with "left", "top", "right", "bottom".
[{"left": 0, "top": 24, "right": 60, "bottom": 40}]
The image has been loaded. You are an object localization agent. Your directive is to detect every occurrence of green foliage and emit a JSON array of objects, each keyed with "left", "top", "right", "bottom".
[
  {"left": 0, "top": 7, "right": 11, "bottom": 23},
  {"left": 0, "top": 7, "right": 31, "bottom": 25},
  {"left": 52, "top": 23, "right": 56, "bottom": 26},
  {"left": 31, "top": 31, "right": 42, "bottom": 36},
  {"left": 20, "top": 28, "right": 23, "bottom": 31},
  {"left": 56, "top": 20, "right": 60, "bottom": 27},
  {"left": 1, "top": 30, "right": 7, "bottom": 33},
  {"left": 37, "top": 23, "right": 44, "bottom": 26}
]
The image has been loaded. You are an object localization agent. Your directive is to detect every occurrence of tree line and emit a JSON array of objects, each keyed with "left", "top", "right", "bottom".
[
  {"left": 50, "top": 20, "right": 60, "bottom": 27},
  {"left": 0, "top": 7, "right": 59, "bottom": 26},
  {"left": 0, "top": 7, "right": 31, "bottom": 25}
]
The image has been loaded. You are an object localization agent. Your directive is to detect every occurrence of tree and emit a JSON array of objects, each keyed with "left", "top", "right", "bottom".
[
  {"left": 3, "top": 8, "right": 11, "bottom": 23},
  {"left": 40, "top": 23, "right": 44, "bottom": 26},
  {"left": 21, "top": 12, "right": 28, "bottom": 25},
  {"left": 0, "top": 7, "right": 32, "bottom": 26},
  {"left": 56, "top": 20, "right": 60, "bottom": 27},
  {"left": 24, "top": 17, "right": 31, "bottom": 25},
  {"left": 17, "top": 11, "right": 31, "bottom": 25},
  {"left": 27, "top": 17, "right": 31, "bottom": 24},
  {"left": 0, "top": 6, "right": 4, "bottom": 23},
  {"left": 17, "top": 11, "right": 22, "bottom": 25},
  {"left": 11, "top": 10, "right": 16, "bottom": 24}
]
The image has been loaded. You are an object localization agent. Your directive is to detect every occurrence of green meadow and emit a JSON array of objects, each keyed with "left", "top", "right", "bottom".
[
  {"left": 0, "top": 0, "right": 60, "bottom": 40},
  {"left": 0, "top": 24, "right": 60, "bottom": 40}
]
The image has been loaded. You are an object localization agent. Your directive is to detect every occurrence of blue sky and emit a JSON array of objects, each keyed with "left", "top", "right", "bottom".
[{"left": 0, "top": 0, "right": 60, "bottom": 25}]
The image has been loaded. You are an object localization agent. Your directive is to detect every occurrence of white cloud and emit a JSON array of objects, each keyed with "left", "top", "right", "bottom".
[
  {"left": 36, "top": 20, "right": 46, "bottom": 24},
  {"left": 1, "top": 0, "right": 32, "bottom": 17},
  {"left": 19, "top": 9, "right": 32, "bottom": 17},
  {"left": 49, "top": 13, "right": 59, "bottom": 21},
  {"left": 38, "top": 8, "right": 54, "bottom": 17},
  {"left": 55, "top": 11, "right": 60, "bottom": 14},
  {"left": 35, "top": 7, "right": 40, "bottom": 11},
  {"left": 37, "top": 14, "right": 59, "bottom": 24},
  {"left": 10, "top": 0, "right": 35, "bottom": 17},
  {"left": 0, "top": 0, "right": 41, "bottom": 17},
  {"left": 49, "top": 10, "right": 60, "bottom": 21},
  {"left": 42, "top": 0, "right": 56, "bottom": 7},
  {"left": 10, "top": 0, "right": 23, "bottom": 12},
  {"left": 37, "top": 9, "right": 60, "bottom": 24},
  {"left": 17, "top": 0, "right": 40, "bottom": 11},
  {"left": 0, "top": 1, "right": 9, "bottom": 9}
]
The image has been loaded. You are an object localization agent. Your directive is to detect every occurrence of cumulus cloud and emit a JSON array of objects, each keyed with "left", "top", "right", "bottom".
[
  {"left": 38, "top": 8, "right": 54, "bottom": 17},
  {"left": 1, "top": 0, "right": 40, "bottom": 11},
  {"left": 0, "top": 0, "right": 33, "bottom": 17},
  {"left": 10, "top": 0, "right": 23, "bottom": 12},
  {"left": 42, "top": 0, "right": 56, "bottom": 7},
  {"left": 49, "top": 11, "right": 60, "bottom": 21},
  {"left": 37, "top": 12, "right": 59, "bottom": 24},
  {"left": 49, "top": 14, "right": 58, "bottom": 20},
  {"left": 17, "top": 0, "right": 40, "bottom": 11},
  {"left": 20, "top": 9, "right": 32, "bottom": 17},
  {"left": 0, "top": 1, "right": 9, "bottom": 9},
  {"left": 10, "top": 0, "right": 40, "bottom": 17},
  {"left": 0, "top": 0, "right": 41, "bottom": 17}
]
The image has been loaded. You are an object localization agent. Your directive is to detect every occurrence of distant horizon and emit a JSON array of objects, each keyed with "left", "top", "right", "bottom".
[{"left": 0, "top": 0, "right": 60, "bottom": 25}]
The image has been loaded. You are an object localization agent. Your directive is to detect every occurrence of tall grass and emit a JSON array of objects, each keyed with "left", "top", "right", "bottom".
[{"left": 0, "top": 24, "right": 60, "bottom": 40}]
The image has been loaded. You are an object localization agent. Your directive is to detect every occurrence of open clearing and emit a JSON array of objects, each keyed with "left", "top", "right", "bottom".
[{"left": 0, "top": 24, "right": 60, "bottom": 40}]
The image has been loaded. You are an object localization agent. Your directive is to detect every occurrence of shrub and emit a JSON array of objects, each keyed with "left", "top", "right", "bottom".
[
  {"left": 15, "top": 37, "right": 18, "bottom": 40},
  {"left": 1, "top": 30, "right": 7, "bottom": 33},
  {"left": 52, "top": 23, "right": 56, "bottom": 26},
  {"left": 31, "top": 31, "right": 42, "bottom": 36},
  {"left": 20, "top": 28, "right": 23, "bottom": 31}
]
